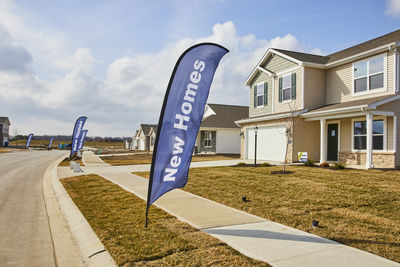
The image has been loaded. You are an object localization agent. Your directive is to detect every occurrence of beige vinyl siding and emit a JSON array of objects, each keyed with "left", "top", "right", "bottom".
[
  {"left": 337, "top": 118, "right": 352, "bottom": 152},
  {"left": 292, "top": 119, "right": 320, "bottom": 162},
  {"left": 262, "top": 54, "right": 297, "bottom": 73},
  {"left": 326, "top": 51, "right": 395, "bottom": 105},
  {"left": 304, "top": 67, "right": 326, "bottom": 110},
  {"left": 249, "top": 72, "right": 273, "bottom": 117},
  {"left": 387, "top": 116, "right": 393, "bottom": 151},
  {"left": 274, "top": 67, "right": 303, "bottom": 113},
  {"left": 377, "top": 99, "right": 400, "bottom": 166}
]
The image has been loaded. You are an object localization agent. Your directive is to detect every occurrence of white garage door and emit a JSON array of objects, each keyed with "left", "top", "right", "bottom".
[
  {"left": 246, "top": 125, "right": 287, "bottom": 162},
  {"left": 138, "top": 139, "right": 145, "bottom": 150}
]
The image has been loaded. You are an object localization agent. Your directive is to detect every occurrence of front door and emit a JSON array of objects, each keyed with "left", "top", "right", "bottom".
[{"left": 327, "top": 124, "right": 338, "bottom": 161}]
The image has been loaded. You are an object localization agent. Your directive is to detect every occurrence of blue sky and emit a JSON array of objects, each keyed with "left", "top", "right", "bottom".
[{"left": 0, "top": 0, "right": 399, "bottom": 136}]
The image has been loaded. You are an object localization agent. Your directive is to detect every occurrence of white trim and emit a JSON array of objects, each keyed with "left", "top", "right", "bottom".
[
  {"left": 392, "top": 49, "right": 397, "bottom": 93},
  {"left": 302, "top": 105, "right": 367, "bottom": 117},
  {"left": 270, "top": 49, "right": 303, "bottom": 65},
  {"left": 257, "top": 66, "right": 274, "bottom": 76},
  {"left": 396, "top": 50, "right": 399, "bottom": 93},
  {"left": 351, "top": 53, "right": 387, "bottom": 96},
  {"left": 370, "top": 110, "right": 394, "bottom": 116},
  {"left": 368, "top": 94, "right": 400, "bottom": 108},
  {"left": 275, "top": 66, "right": 300, "bottom": 77},
  {"left": 272, "top": 76, "right": 275, "bottom": 114},
  {"left": 235, "top": 109, "right": 308, "bottom": 125},
  {"left": 320, "top": 119, "right": 327, "bottom": 163},
  {"left": 326, "top": 120, "right": 340, "bottom": 162},
  {"left": 301, "top": 62, "right": 326, "bottom": 68},
  {"left": 304, "top": 112, "right": 366, "bottom": 121},
  {"left": 394, "top": 116, "right": 397, "bottom": 153},
  {"left": 326, "top": 43, "right": 395, "bottom": 67},
  {"left": 302, "top": 66, "right": 305, "bottom": 110},
  {"left": 351, "top": 116, "right": 387, "bottom": 152}
]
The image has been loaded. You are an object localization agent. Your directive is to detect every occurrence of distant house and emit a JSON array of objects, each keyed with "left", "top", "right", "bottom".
[
  {"left": 195, "top": 104, "right": 248, "bottom": 154},
  {"left": 148, "top": 126, "right": 158, "bottom": 151},
  {"left": 0, "top": 117, "right": 11, "bottom": 147},
  {"left": 136, "top": 124, "right": 157, "bottom": 151}
]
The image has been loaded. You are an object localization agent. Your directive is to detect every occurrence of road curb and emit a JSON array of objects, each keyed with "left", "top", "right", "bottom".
[{"left": 43, "top": 154, "right": 116, "bottom": 267}]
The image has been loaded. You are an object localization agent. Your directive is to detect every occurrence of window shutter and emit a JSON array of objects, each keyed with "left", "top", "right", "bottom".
[
  {"left": 253, "top": 86, "right": 257, "bottom": 108},
  {"left": 291, "top": 73, "right": 296, "bottom": 99},
  {"left": 264, "top": 82, "right": 268, "bottom": 106},
  {"left": 279, "top": 77, "right": 283, "bottom": 102}
]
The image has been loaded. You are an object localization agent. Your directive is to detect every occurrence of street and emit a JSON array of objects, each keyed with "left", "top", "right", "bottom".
[{"left": 0, "top": 150, "right": 66, "bottom": 266}]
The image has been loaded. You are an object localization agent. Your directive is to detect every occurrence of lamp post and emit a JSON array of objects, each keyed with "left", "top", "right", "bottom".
[{"left": 254, "top": 126, "right": 258, "bottom": 165}]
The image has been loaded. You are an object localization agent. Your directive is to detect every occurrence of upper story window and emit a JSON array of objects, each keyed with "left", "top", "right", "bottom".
[
  {"left": 353, "top": 54, "right": 385, "bottom": 94},
  {"left": 279, "top": 73, "right": 296, "bottom": 102},
  {"left": 282, "top": 75, "right": 292, "bottom": 101},
  {"left": 256, "top": 84, "right": 264, "bottom": 107},
  {"left": 254, "top": 82, "right": 268, "bottom": 108}
]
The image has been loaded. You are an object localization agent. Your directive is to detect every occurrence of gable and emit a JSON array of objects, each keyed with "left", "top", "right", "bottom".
[{"left": 262, "top": 54, "right": 298, "bottom": 74}]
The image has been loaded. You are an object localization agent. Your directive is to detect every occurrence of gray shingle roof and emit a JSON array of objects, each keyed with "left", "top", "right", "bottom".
[
  {"left": 0, "top": 117, "right": 10, "bottom": 125},
  {"left": 272, "top": 29, "right": 400, "bottom": 65},
  {"left": 273, "top": 49, "right": 329, "bottom": 64},
  {"left": 201, "top": 104, "right": 248, "bottom": 128},
  {"left": 140, "top": 124, "right": 157, "bottom": 135},
  {"left": 327, "top": 29, "right": 400, "bottom": 63}
]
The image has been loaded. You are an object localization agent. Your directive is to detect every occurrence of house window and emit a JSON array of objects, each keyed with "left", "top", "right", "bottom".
[
  {"left": 353, "top": 119, "right": 384, "bottom": 150},
  {"left": 353, "top": 55, "right": 384, "bottom": 93},
  {"left": 204, "top": 131, "right": 212, "bottom": 147},
  {"left": 256, "top": 83, "right": 264, "bottom": 107},
  {"left": 282, "top": 74, "right": 291, "bottom": 101}
]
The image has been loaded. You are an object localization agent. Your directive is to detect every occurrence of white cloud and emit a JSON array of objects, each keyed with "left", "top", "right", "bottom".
[
  {"left": 0, "top": 3, "right": 321, "bottom": 137},
  {"left": 386, "top": 0, "right": 400, "bottom": 16}
]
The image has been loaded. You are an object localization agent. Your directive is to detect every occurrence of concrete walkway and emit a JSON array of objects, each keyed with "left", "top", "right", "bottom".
[{"left": 58, "top": 151, "right": 399, "bottom": 266}]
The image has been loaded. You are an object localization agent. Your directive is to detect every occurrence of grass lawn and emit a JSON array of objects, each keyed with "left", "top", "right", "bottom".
[
  {"left": 61, "top": 174, "right": 269, "bottom": 266},
  {"left": 101, "top": 153, "right": 240, "bottom": 166},
  {"left": 85, "top": 141, "right": 124, "bottom": 148},
  {"left": 133, "top": 165, "right": 400, "bottom": 263}
]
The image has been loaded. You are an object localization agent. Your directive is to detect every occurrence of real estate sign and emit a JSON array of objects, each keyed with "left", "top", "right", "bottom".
[{"left": 145, "top": 43, "right": 228, "bottom": 226}]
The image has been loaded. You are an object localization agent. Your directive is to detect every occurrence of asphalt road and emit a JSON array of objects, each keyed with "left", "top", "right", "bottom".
[{"left": 0, "top": 150, "right": 66, "bottom": 266}]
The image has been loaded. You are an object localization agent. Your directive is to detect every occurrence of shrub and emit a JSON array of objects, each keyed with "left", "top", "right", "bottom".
[
  {"left": 320, "top": 162, "right": 330, "bottom": 168},
  {"left": 236, "top": 162, "right": 247, "bottom": 166},
  {"left": 261, "top": 162, "right": 271, "bottom": 167},
  {"left": 334, "top": 162, "right": 345, "bottom": 169},
  {"left": 304, "top": 159, "right": 315, "bottom": 167}
]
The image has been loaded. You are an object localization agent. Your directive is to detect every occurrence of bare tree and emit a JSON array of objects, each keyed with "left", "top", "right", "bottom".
[{"left": 12, "top": 127, "right": 19, "bottom": 146}]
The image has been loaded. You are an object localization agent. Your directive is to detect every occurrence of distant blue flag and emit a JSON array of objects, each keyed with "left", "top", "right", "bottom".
[
  {"left": 77, "top": 130, "right": 88, "bottom": 151},
  {"left": 48, "top": 136, "right": 54, "bottom": 149},
  {"left": 26, "top": 133, "right": 33, "bottom": 148},
  {"left": 70, "top": 116, "right": 87, "bottom": 157},
  {"left": 145, "top": 43, "right": 228, "bottom": 225}
]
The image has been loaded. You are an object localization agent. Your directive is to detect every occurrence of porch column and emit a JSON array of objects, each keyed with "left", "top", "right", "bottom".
[
  {"left": 394, "top": 116, "right": 397, "bottom": 154},
  {"left": 366, "top": 113, "right": 373, "bottom": 168},
  {"left": 320, "top": 118, "right": 326, "bottom": 163}
]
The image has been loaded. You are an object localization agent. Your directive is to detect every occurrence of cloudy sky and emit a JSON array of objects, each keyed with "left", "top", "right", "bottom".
[{"left": 0, "top": 0, "right": 399, "bottom": 137}]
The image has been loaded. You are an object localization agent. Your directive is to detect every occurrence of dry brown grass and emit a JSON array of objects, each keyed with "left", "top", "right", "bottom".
[
  {"left": 85, "top": 141, "right": 124, "bottom": 148},
  {"left": 101, "top": 153, "right": 240, "bottom": 166},
  {"left": 61, "top": 174, "right": 269, "bottom": 266},
  {"left": 133, "top": 165, "right": 400, "bottom": 262},
  {"left": 58, "top": 157, "right": 84, "bottom": 166}
]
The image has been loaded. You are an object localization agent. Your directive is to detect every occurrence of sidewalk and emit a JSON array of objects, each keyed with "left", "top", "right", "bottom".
[{"left": 58, "top": 151, "right": 399, "bottom": 266}]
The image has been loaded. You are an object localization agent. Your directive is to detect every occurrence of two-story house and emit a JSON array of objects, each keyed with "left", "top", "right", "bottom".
[
  {"left": 236, "top": 30, "right": 400, "bottom": 168},
  {"left": 0, "top": 117, "right": 11, "bottom": 147}
]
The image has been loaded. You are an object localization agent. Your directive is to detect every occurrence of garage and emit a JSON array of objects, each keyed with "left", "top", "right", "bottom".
[
  {"left": 246, "top": 125, "right": 287, "bottom": 162},
  {"left": 138, "top": 139, "right": 145, "bottom": 150}
]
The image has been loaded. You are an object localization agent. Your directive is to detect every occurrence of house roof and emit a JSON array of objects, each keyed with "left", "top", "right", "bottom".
[
  {"left": 246, "top": 29, "right": 400, "bottom": 86},
  {"left": 140, "top": 124, "right": 157, "bottom": 135},
  {"left": 201, "top": 104, "right": 248, "bottom": 129},
  {"left": 0, "top": 117, "right": 10, "bottom": 125},
  {"left": 272, "top": 49, "right": 329, "bottom": 64},
  {"left": 303, "top": 95, "right": 399, "bottom": 116},
  {"left": 326, "top": 29, "right": 400, "bottom": 63}
]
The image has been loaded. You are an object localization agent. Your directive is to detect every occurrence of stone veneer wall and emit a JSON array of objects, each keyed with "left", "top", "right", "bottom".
[{"left": 339, "top": 151, "right": 395, "bottom": 168}]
